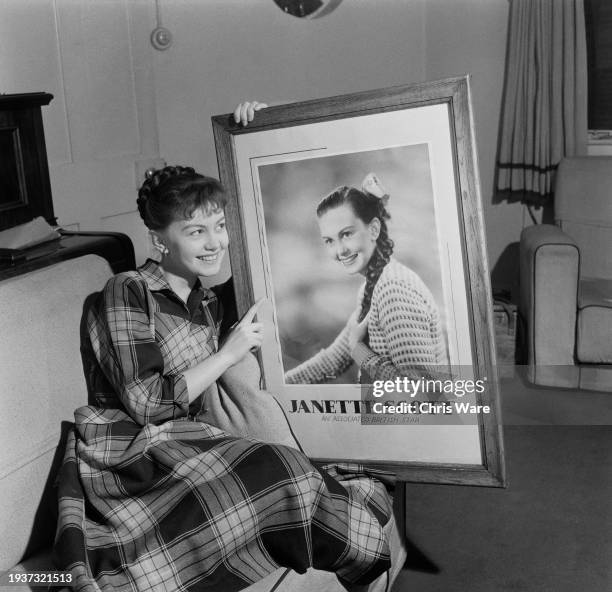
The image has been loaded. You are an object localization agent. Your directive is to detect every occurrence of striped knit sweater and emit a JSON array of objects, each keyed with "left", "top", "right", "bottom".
[{"left": 285, "top": 259, "right": 448, "bottom": 383}]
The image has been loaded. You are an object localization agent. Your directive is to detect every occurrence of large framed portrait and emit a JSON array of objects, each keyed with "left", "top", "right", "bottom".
[{"left": 212, "top": 76, "right": 505, "bottom": 486}]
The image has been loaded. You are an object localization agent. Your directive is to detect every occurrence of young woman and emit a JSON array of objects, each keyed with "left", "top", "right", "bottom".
[
  {"left": 54, "top": 156, "right": 392, "bottom": 589},
  {"left": 285, "top": 173, "right": 448, "bottom": 384}
]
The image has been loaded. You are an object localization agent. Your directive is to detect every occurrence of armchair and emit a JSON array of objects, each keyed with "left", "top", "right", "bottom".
[{"left": 519, "top": 156, "right": 612, "bottom": 391}]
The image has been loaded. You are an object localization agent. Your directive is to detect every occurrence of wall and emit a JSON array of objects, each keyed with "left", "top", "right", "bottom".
[
  {"left": 153, "top": 0, "right": 427, "bottom": 173},
  {"left": 423, "top": 0, "right": 519, "bottom": 294},
  {"left": 1, "top": 0, "right": 163, "bottom": 263},
  {"left": 3, "top": 0, "right": 521, "bottom": 287},
  {"left": 588, "top": 142, "right": 612, "bottom": 156}
]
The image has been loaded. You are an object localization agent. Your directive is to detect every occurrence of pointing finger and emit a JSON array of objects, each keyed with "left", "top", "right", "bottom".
[{"left": 239, "top": 298, "right": 266, "bottom": 325}]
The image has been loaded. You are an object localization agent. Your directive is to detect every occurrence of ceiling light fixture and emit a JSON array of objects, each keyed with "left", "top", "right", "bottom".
[{"left": 273, "top": 0, "right": 344, "bottom": 19}]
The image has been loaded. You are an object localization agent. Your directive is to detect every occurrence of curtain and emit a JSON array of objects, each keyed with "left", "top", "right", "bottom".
[{"left": 496, "top": 0, "right": 588, "bottom": 203}]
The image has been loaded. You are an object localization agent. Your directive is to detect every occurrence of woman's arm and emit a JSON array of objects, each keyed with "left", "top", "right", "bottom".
[
  {"left": 98, "top": 273, "right": 189, "bottom": 425},
  {"left": 184, "top": 300, "right": 264, "bottom": 396},
  {"left": 285, "top": 323, "right": 354, "bottom": 384},
  {"left": 351, "top": 278, "right": 448, "bottom": 382},
  {"left": 97, "top": 274, "right": 262, "bottom": 425}
]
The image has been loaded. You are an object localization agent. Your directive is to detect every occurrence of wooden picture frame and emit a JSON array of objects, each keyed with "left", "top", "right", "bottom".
[{"left": 212, "top": 76, "right": 505, "bottom": 487}]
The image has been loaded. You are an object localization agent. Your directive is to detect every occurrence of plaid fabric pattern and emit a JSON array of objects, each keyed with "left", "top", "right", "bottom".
[
  {"left": 81, "top": 259, "right": 222, "bottom": 424},
  {"left": 55, "top": 260, "right": 391, "bottom": 591},
  {"left": 285, "top": 258, "right": 448, "bottom": 384}
]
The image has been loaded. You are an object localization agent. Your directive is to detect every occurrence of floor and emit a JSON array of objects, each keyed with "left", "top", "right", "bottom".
[{"left": 390, "top": 369, "right": 612, "bottom": 591}]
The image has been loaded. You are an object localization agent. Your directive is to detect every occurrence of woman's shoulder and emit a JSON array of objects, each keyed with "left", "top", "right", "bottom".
[
  {"left": 378, "top": 259, "right": 428, "bottom": 290},
  {"left": 105, "top": 259, "right": 162, "bottom": 290},
  {"left": 103, "top": 269, "right": 146, "bottom": 290},
  {"left": 84, "top": 271, "right": 149, "bottom": 327},
  {"left": 101, "top": 268, "right": 150, "bottom": 306},
  {"left": 373, "top": 259, "right": 436, "bottom": 305}
]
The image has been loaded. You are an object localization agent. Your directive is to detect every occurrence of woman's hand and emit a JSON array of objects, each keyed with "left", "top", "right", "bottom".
[
  {"left": 218, "top": 299, "right": 265, "bottom": 365},
  {"left": 233, "top": 101, "right": 268, "bottom": 127},
  {"left": 348, "top": 309, "right": 370, "bottom": 351}
]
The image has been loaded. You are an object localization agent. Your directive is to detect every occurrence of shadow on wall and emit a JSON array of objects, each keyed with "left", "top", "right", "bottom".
[{"left": 490, "top": 241, "right": 519, "bottom": 302}]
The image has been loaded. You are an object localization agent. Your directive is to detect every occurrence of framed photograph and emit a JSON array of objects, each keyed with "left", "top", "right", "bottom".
[{"left": 212, "top": 76, "right": 505, "bottom": 486}]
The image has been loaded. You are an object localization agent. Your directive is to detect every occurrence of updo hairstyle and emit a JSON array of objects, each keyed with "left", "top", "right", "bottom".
[
  {"left": 137, "top": 165, "right": 226, "bottom": 230},
  {"left": 316, "top": 186, "right": 394, "bottom": 322}
]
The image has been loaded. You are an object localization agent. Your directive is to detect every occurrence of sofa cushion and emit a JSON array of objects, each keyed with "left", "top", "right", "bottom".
[
  {"left": 576, "top": 278, "right": 612, "bottom": 364},
  {"left": 555, "top": 157, "right": 612, "bottom": 280},
  {"left": 0, "top": 255, "right": 113, "bottom": 571}
]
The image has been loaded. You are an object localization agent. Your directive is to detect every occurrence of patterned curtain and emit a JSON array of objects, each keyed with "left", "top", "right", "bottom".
[{"left": 496, "top": 0, "right": 588, "bottom": 204}]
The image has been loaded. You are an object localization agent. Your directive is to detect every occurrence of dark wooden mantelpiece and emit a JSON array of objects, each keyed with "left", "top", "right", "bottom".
[{"left": 0, "top": 92, "right": 55, "bottom": 231}]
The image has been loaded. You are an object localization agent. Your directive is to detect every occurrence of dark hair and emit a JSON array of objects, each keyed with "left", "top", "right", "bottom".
[
  {"left": 316, "top": 186, "right": 394, "bottom": 322},
  {"left": 137, "top": 165, "right": 226, "bottom": 230}
]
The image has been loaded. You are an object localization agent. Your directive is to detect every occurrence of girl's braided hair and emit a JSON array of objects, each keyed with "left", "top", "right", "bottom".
[
  {"left": 137, "top": 165, "right": 226, "bottom": 230},
  {"left": 316, "top": 185, "right": 394, "bottom": 322}
]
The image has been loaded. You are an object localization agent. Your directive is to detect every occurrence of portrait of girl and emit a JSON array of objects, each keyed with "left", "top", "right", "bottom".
[{"left": 257, "top": 144, "right": 451, "bottom": 385}]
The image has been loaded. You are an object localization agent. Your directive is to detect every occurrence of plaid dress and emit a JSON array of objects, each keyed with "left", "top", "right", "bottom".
[{"left": 54, "top": 260, "right": 391, "bottom": 591}]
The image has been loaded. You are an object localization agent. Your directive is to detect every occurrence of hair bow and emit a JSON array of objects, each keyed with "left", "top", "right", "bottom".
[{"left": 361, "top": 172, "right": 390, "bottom": 205}]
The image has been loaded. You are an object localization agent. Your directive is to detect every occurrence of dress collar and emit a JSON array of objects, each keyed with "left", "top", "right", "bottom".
[{"left": 138, "top": 258, "right": 209, "bottom": 299}]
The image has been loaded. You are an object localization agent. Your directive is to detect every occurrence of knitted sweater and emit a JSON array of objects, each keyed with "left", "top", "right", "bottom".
[{"left": 285, "top": 259, "right": 448, "bottom": 384}]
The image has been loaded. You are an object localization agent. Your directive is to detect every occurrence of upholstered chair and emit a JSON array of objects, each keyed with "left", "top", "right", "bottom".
[{"left": 519, "top": 156, "right": 612, "bottom": 391}]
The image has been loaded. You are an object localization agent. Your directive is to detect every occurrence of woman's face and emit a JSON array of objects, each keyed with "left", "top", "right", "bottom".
[
  {"left": 156, "top": 205, "right": 229, "bottom": 278},
  {"left": 317, "top": 203, "right": 379, "bottom": 276}
]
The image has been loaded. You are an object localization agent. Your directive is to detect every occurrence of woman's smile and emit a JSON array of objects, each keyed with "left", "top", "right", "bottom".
[
  {"left": 338, "top": 252, "right": 359, "bottom": 266},
  {"left": 196, "top": 252, "right": 222, "bottom": 264}
]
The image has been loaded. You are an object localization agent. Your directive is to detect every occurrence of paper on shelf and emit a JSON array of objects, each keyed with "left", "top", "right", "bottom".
[{"left": 0, "top": 217, "right": 60, "bottom": 250}]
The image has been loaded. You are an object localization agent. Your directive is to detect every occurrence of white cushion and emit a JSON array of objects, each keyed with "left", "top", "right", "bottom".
[{"left": 0, "top": 255, "right": 113, "bottom": 570}]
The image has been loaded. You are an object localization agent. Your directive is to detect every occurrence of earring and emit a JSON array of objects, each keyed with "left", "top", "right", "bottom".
[{"left": 161, "top": 245, "right": 169, "bottom": 255}]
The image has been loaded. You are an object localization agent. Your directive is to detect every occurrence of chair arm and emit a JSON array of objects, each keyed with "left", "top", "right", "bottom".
[{"left": 519, "top": 225, "right": 580, "bottom": 387}]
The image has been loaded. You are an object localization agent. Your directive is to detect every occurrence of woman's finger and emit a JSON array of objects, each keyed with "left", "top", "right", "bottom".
[
  {"left": 239, "top": 298, "right": 266, "bottom": 325},
  {"left": 240, "top": 102, "right": 250, "bottom": 126},
  {"left": 234, "top": 102, "right": 249, "bottom": 126},
  {"left": 233, "top": 103, "right": 244, "bottom": 124}
]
